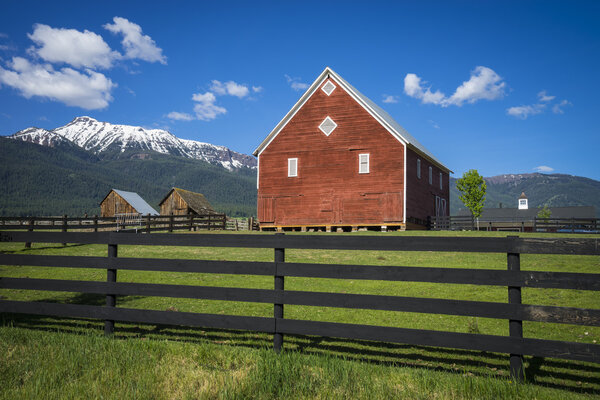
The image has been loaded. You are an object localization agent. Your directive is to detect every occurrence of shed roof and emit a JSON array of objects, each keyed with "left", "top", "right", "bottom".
[
  {"left": 456, "top": 206, "right": 596, "bottom": 220},
  {"left": 253, "top": 66, "right": 451, "bottom": 173},
  {"left": 159, "top": 188, "right": 216, "bottom": 214},
  {"left": 107, "top": 189, "right": 159, "bottom": 215}
]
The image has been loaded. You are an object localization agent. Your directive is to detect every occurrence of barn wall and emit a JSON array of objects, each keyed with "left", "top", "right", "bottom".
[
  {"left": 257, "top": 78, "right": 405, "bottom": 226},
  {"left": 100, "top": 191, "right": 137, "bottom": 217},
  {"left": 160, "top": 191, "right": 190, "bottom": 215},
  {"left": 405, "top": 147, "right": 450, "bottom": 224}
]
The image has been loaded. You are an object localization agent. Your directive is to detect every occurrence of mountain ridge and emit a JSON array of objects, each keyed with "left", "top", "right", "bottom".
[{"left": 7, "top": 116, "right": 257, "bottom": 171}]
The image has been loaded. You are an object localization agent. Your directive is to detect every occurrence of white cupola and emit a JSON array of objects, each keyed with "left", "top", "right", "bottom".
[{"left": 518, "top": 192, "right": 528, "bottom": 210}]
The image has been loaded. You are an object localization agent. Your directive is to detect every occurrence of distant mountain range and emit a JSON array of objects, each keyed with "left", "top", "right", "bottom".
[
  {"left": 2, "top": 118, "right": 599, "bottom": 218},
  {"left": 8, "top": 116, "right": 256, "bottom": 170},
  {"left": 450, "top": 173, "right": 600, "bottom": 217}
]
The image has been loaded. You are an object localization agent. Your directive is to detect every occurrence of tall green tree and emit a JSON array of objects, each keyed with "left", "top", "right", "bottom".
[
  {"left": 537, "top": 204, "right": 552, "bottom": 220},
  {"left": 456, "top": 169, "right": 487, "bottom": 218}
]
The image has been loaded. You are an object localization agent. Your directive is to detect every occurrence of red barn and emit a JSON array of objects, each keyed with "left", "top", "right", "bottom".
[{"left": 253, "top": 67, "right": 451, "bottom": 231}]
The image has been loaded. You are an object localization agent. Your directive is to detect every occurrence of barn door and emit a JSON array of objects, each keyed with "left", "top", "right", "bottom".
[
  {"left": 383, "top": 192, "right": 402, "bottom": 222},
  {"left": 260, "top": 197, "right": 275, "bottom": 222}
]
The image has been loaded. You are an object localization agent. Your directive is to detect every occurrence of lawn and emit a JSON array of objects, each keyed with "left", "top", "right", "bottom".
[{"left": 1, "top": 230, "right": 599, "bottom": 399}]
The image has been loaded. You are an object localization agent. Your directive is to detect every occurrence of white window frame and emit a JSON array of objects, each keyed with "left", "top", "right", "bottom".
[
  {"left": 519, "top": 199, "right": 527, "bottom": 206},
  {"left": 439, "top": 172, "right": 443, "bottom": 190},
  {"left": 429, "top": 166, "right": 432, "bottom": 185},
  {"left": 319, "top": 116, "right": 337, "bottom": 136},
  {"left": 288, "top": 158, "right": 298, "bottom": 177},
  {"left": 417, "top": 158, "right": 421, "bottom": 179},
  {"left": 359, "top": 153, "right": 370, "bottom": 174},
  {"left": 321, "top": 80, "right": 336, "bottom": 96}
]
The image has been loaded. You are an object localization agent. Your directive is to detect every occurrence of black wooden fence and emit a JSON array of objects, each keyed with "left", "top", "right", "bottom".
[
  {"left": 0, "top": 231, "right": 598, "bottom": 382},
  {"left": 430, "top": 215, "right": 599, "bottom": 233}
]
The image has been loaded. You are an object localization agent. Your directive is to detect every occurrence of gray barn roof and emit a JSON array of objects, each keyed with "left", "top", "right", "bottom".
[{"left": 112, "top": 189, "right": 159, "bottom": 215}]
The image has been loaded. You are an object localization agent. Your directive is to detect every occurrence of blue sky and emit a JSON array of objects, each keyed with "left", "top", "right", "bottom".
[{"left": 1, "top": 1, "right": 599, "bottom": 180}]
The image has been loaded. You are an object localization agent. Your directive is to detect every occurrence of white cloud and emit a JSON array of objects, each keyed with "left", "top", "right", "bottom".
[
  {"left": 382, "top": 94, "right": 399, "bottom": 103},
  {"left": 0, "top": 56, "right": 115, "bottom": 109},
  {"left": 428, "top": 120, "right": 440, "bottom": 129},
  {"left": 192, "top": 92, "right": 226, "bottom": 121},
  {"left": 166, "top": 111, "right": 194, "bottom": 121},
  {"left": 104, "top": 17, "right": 166, "bottom": 64},
  {"left": 534, "top": 165, "right": 554, "bottom": 173},
  {"left": 404, "top": 66, "right": 505, "bottom": 107},
  {"left": 252, "top": 86, "right": 263, "bottom": 93},
  {"left": 506, "top": 104, "right": 545, "bottom": 119},
  {"left": 537, "top": 90, "right": 555, "bottom": 102},
  {"left": 552, "top": 99, "right": 571, "bottom": 114},
  {"left": 285, "top": 74, "right": 308, "bottom": 91},
  {"left": 210, "top": 80, "right": 249, "bottom": 98},
  {"left": 27, "top": 23, "right": 119, "bottom": 69}
]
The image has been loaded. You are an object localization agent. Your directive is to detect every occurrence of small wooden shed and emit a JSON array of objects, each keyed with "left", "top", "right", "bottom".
[
  {"left": 159, "top": 188, "right": 216, "bottom": 216},
  {"left": 100, "top": 189, "right": 159, "bottom": 217}
]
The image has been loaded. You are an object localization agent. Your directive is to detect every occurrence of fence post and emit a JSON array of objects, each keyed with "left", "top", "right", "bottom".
[
  {"left": 188, "top": 213, "right": 193, "bottom": 231},
  {"left": 571, "top": 218, "right": 575, "bottom": 234},
  {"left": 62, "top": 214, "right": 68, "bottom": 246},
  {"left": 507, "top": 235, "right": 524, "bottom": 382},
  {"left": 105, "top": 242, "right": 118, "bottom": 336},
  {"left": 25, "top": 218, "right": 34, "bottom": 248},
  {"left": 169, "top": 213, "right": 174, "bottom": 233},
  {"left": 274, "top": 232, "right": 285, "bottom": 353},
  {"left": 146, "top": 214, "right": 151, "bottom": 234},
  {"left": 222, "top": 214, "right": 226, "bottom": 230},
  {"left": 94, "top": 215, "right": 99, "bottom": 233}
]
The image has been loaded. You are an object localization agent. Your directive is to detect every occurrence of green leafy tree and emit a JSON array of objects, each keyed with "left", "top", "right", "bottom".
[
  {"left": 456, "top": 169, "right": 487, "bottom": 218},
  {"left": 537, "top": 204, "right": 552, "bottom": 220}
]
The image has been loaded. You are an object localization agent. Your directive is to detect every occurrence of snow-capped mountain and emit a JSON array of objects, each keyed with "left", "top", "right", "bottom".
[{"left": 8, "top": 116, "right": 257, "bottom": 170}]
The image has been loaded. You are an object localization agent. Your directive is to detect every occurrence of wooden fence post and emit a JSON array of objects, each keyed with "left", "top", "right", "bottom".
[
  {"left": 189, "top": 214, "right": 193, "bottom": 231},
  {"left": 105, "top": 242, "right": 118, "bottom": 336},
  {"left": 94, "top": 215, "right": 99, "bottom": 233},
  {"left": 25, "top": 218, "right": 34, "bottom": 248},
  {"left": 507, "top": 235, "right": 524, "bottom": 381},
  {"left": 274, "top": 232, "right": 285, "bottom": 353},
  {"left": 571, "top": 218, "right": 575, "bottom": 234},
  {"left": 62, "top": 214, "right": 68, "bottom": 246},
  {"left": 169, "top": 213, "right": 174, "bottom": 233},
  {"left": 146, "top": 213, "right": 151, "bottom": 234}
]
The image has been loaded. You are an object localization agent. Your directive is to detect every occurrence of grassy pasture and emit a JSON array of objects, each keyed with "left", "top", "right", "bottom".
[{"left": 1, "top": 230, "right": 599, "bottom": 399}]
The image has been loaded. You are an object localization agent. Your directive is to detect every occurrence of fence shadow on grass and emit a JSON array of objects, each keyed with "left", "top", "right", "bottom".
[{"left": 2, "top": 314, "right": 599, "bottom": 396}]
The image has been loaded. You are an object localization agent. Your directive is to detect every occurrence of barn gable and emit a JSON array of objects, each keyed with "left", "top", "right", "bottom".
[
  {"left": 253, "top": 67, "right": 451, "bottom": 173},
  {"left": 159, "top": 188, "right": 216, "bottom": 215},
  {"left": 100, "top": 189, "right": 158, "bottom": 217}
]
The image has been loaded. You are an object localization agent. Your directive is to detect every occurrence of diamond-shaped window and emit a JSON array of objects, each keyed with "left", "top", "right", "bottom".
[
  {"left": 319, "top": 116, "right": 337, "bottom": 136},
  {"left": 322, "top": 80, "right": 336, "bottom": 96}
]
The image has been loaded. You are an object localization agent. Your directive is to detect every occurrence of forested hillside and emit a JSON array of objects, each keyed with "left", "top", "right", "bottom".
[{"left": 0, "top": 138, "right": 256, "bottom": 217}]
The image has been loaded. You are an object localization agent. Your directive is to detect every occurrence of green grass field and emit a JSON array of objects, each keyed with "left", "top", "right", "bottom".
[{"left": 1, "top": 230, "right": 599, "bottom": 399}]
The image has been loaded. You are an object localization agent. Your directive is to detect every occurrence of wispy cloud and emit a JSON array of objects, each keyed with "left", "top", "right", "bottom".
[
  {"left": 534, "top": 165, "right": 554, "bottom": 173},
  {"left": 507, "top": 92, "right": 570, "bottom": 120},
  {"left": 166, "top": 111, "right": 194, "bottom": 121},
  {"left": 210, "top": 80, "right": 249, "bottom": 98},
  {"left": 552, "top": 99, "right": 572, "bottom": 114},
  {"left": 285, "top": 74, "right": 308, "bottom": 91},
  {"left": 0, "top": 56, "right": 115, "bottom": 109},
  {"left": 192, "top": 92, "right": 226, "bottom": 121},
  {"left": 506, "top": 104, "right": 545, "bottom": 119},
  {"left": 404, "top": 66, "right": 505, "bottom": 107},
  {"left": 382, "top": 94, "right": 399, "bottom": 104},
  {"left": 428, "top": 120, "right": 440, "bottom": 129},
  {"left": 104, "top": 17, "right": 166, "bottom": 64},
  {"left": 537, "top": 90, "right": 555, "bottom": 102},
  {"left": 252, "top": 86, "right": 263, "bottom": 93}
]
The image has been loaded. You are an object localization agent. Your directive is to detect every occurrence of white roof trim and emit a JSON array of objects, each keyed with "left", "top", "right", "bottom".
[{"left": 254, "top": 67, "right": 451, "bottom": 173}]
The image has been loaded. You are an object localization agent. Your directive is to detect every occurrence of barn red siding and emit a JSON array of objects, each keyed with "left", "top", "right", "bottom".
[
  {"left": 257, "top": 78, "right": 405, "bottom": 227},
  {"left": 405, "top": 147, "right": 449, "bottom": 225}
]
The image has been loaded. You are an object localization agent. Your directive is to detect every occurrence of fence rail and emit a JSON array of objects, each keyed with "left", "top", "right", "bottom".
[
  {"left": 0, "top": 231, "right": 598, "bottom": 381},
  {"left": 430, "top": 215, "right": 599, "bottom": 233}
]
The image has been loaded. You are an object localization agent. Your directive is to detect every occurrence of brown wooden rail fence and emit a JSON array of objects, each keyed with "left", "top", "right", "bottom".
[
  {"left": 0, "top": 213, "right": 227, "bottom": 237},
  {"left": 0, "top": 231, "right": 599, "bottom": 382}
]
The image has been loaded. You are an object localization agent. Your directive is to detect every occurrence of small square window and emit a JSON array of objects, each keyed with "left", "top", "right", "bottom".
[
  {"left": 288, "top": 158, "right": 298, "bottom": 177},
  {"left": 417, "top": 159, "right": 421, "bottom": 179},
  {"left": 359, "top": 153, "right": 370, "bottom": 174},
  {"left": 319, "top": 116, "right": 337, "bottom": 136}
]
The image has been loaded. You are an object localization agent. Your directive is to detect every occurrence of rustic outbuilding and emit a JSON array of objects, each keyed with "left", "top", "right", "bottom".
[
  {"left": 159, "top": 187, "right": 216, "bottom": 215},
  {"left": 100, "top": 189, "right": 159, "bottom": 217},
  {"left": 253, "top": 67, "right": 451, "bottom": 231}
]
